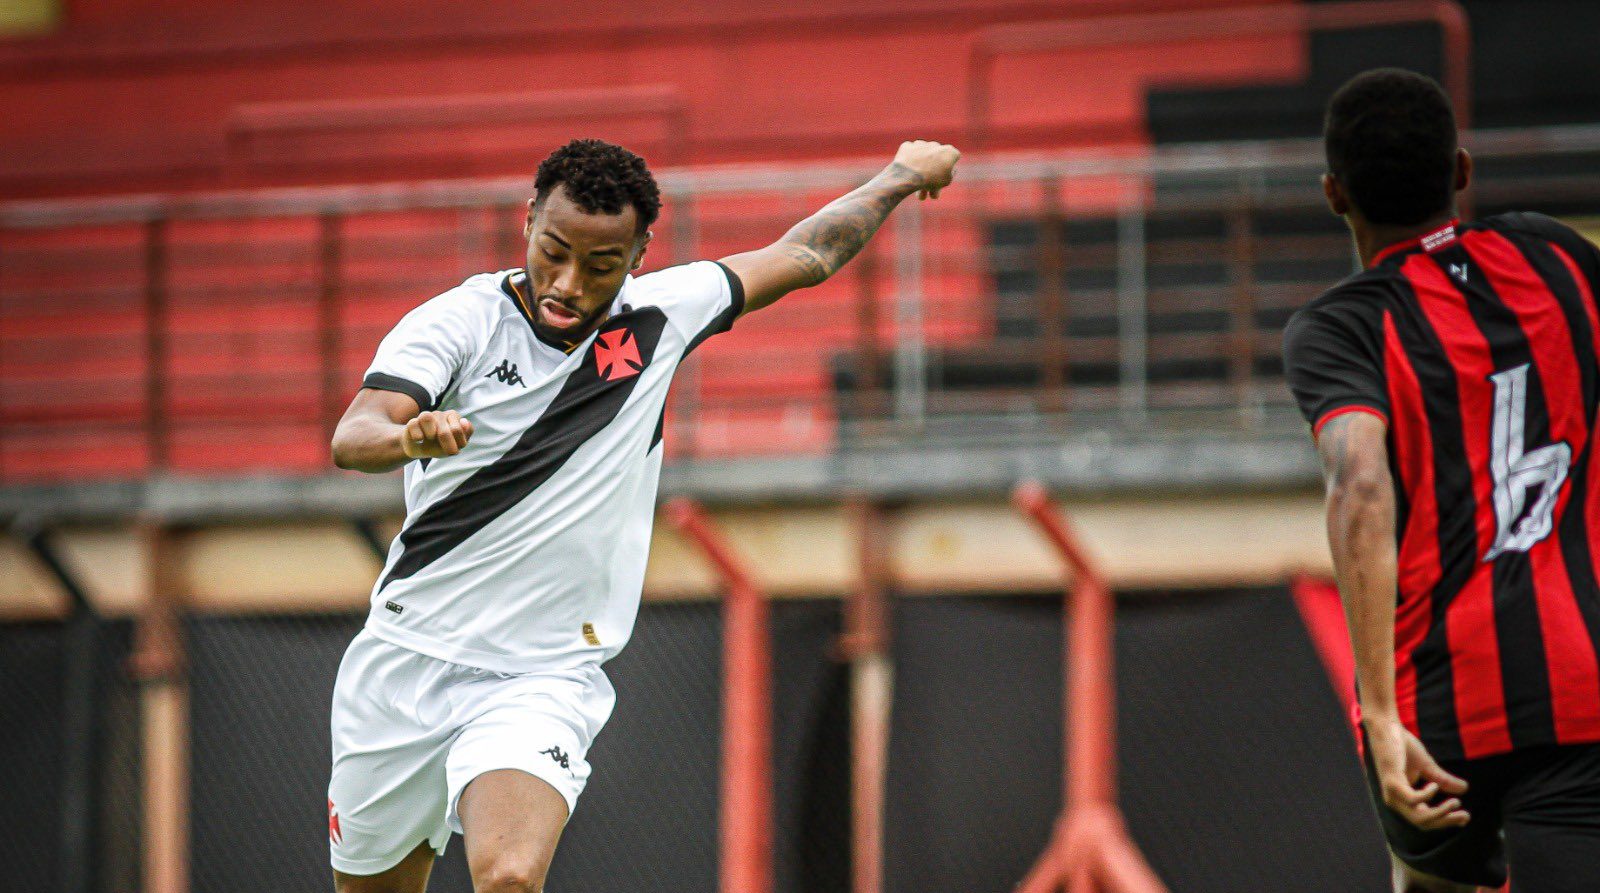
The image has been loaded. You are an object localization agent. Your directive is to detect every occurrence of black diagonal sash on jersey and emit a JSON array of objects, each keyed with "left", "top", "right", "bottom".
[
  {"left": 1436, "top": 240, "right": 1558, "bottom": 749},
  {"left": 1387, "top": 280, "right": 1469, "bottom": 759},
  {"left": 380, "top": 308, "right": 669, "bottom": 590}
]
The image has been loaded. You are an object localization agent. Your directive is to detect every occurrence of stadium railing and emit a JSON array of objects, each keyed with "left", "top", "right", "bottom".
[{"left": 5, "top": 125, "right": 1600, "bottom": 485}]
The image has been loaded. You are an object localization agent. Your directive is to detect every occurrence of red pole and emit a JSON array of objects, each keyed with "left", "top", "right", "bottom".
[
  {"left": 841, "top": 497, "right": 893, "bottom": 893},
  {"left": 665, "top": 499, "right": 774, "bottom": 893},
  {"left": 1015, "top": 481, "right": 1115, "bottom": 808},
  {"left": 129, "top": 520, "right": 190, "bottom": 893},
  {"left": 1012, "top": 482, "right": 1167, "bottom": 893}
]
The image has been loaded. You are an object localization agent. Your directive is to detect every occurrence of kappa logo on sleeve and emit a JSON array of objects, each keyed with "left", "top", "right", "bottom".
[{"left": 594, "top": 329, "right": 644, "bottom": 381}]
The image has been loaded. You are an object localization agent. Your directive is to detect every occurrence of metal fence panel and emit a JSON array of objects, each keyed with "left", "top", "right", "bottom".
[
  {"left": 885, "top": 589, "right": 1387, "bottom": 893},
  {"left": 0, "top": 619, "right": 140, "bottom": 893},
  {"left": 179, "top": 600, "right": 846, "bottom": 893}
]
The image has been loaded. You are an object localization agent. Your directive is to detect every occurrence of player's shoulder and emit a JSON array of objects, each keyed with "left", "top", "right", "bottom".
[
  {"left": 1475, "top": 210, "right": 1579, "bottom": 243},
  {"left": 1296, "top": 267, "right": 1395, "bottom": 322},
  {"left": 410, "top": 270, "right": 521, "bottom": 325},
  {"left": 445, "top": 269, "right": 522, "bottom": 313},
  {"left": 625, "top": 260, "right": 733, "bottom": 302},
  {"left": 1285, "top": 269, "right": 1393, "bottom": 351}
]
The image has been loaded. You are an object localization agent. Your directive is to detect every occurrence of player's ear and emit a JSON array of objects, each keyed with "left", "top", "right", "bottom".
[
  {"left": 632, "top": 229, "right": 652, "bottom": 271},
  {"left": 524, "top": 197, "right": 538, "bottom": 239},
  {"left": 1454, "top": 148, "right": 1473, "bottom": 194},
  {"left": 1322, "top": 173, "right": 1349, "bottom": 217}
]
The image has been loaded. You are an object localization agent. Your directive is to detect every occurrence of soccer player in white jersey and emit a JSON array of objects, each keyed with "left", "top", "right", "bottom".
[{"left": 326, "top": 137, "right": 959, "bottom": 893}]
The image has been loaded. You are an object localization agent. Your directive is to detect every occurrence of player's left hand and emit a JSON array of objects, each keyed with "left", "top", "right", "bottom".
[
  {"left": 892, "top": 140, "right": 960, "bottom": 200},
  {"left": 1364, "top": 714, "right": 1471, "bottom": 831}
]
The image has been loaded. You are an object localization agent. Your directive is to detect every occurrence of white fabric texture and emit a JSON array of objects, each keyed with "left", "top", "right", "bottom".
[{"left": 327, "top": 630, "right": 615, "bottom": 875}]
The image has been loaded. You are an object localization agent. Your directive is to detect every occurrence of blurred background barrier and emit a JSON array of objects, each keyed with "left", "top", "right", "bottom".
[
  {"left": 5, "top": 126, "right": 1600, "bottom": 481},
  {"left": 0, "top": 586, "right": 1387, "bottom": 893},
  {"left": 4, "top": 0, "right": 1600, "bottom": 891}
]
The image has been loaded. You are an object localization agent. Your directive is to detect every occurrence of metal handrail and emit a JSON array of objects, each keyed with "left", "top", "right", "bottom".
[{"left": 14, "top": 124, "right": 1600, "bottom": 228}]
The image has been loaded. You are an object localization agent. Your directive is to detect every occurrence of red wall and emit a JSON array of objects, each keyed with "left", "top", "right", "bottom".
[{"left": 0, "top": 0, "right": 1305, "bottom": 199}]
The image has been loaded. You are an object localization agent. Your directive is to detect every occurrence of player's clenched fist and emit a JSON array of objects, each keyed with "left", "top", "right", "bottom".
[
  {"left": 401, "top": 410, "right": 474, "bottom": 459},
  {"left": 893, "top": 140, "right": 961, "bottom": 200}
]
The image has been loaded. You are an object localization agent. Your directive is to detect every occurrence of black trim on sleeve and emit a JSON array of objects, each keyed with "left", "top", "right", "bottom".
[
  {"left": 684, "top": 262, "right": 747, "bottom": 356},
  {"left": 716, "top": 261, "right": 746, "bottom": 317},
  {"left": 363, "top": 372, "right": 435, "bottom": 412}
]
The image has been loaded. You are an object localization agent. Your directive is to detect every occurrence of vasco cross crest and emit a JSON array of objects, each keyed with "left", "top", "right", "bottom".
[{"left": 594, "top": 329, "right": 644, "bottom": 382}]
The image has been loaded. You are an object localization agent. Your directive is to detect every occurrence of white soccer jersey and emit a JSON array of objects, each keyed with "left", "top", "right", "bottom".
[{"left": 358, "top": 260, "right": 743, "bottom": 674}]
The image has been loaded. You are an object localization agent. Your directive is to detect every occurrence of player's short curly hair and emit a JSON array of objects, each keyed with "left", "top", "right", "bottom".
[
  {"left": 1324, "top": 68, "right": 1458, "bottom": 227},
  {"left": 534, "top": 139, "right": 661, "bottom": 234}
]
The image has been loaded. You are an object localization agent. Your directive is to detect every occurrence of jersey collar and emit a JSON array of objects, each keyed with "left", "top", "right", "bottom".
[
  {"left": 1369, "top": 219, "right": 1461, "bottom": 268},
  {"left": 500, "top": 270, "right": 614, "bottom": 355}
]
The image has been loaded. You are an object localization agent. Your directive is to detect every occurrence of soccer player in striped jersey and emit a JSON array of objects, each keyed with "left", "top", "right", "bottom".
[
  {"left": 326, "top": 138, "right": 959, "bottom": 893},
  {"left": 1286, "top": 69, "right": 1600, "bottom": 892}
]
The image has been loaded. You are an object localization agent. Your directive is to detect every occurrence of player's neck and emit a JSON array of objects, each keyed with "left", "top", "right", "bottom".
[{"left": 1354, "top": 209, "right": 1460, "bottom": 268}]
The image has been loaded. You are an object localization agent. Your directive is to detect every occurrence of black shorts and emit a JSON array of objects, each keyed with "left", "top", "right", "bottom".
[{"left": 1362, "top": 738, "right": 1600, "bottom": 892}]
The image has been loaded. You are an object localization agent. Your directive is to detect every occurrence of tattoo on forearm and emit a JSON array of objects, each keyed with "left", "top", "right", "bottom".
[
  {"left": 781, "top": 244, "right": 831, "bottom": 287},
  {"left": 778, "top": 162, "right": 926, "bottom": 286}
]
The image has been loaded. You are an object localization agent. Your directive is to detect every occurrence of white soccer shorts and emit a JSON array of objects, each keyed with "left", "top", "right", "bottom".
[{"left": 326, "top": 629, "right": 615, "bottom": 876}]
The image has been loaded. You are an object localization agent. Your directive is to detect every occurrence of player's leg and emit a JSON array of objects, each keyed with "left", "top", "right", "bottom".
[
  {"left": 333, "top": 840, "right": 436, "bottom": 893},
  {"left": 328, "top": 631, "right": 456, "bottom": 887},
  {"left": 445, "top": 664, "right": 615, "bottom": 893},
  {"left": 1499, "top": 743, "right": 1600, "bottom": 893},
  {"left": 457, "top": 769, "right": 569, "bottom": 893}
]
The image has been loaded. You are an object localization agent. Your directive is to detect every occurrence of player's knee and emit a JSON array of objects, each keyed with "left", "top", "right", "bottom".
[{"left": 474, "top": 856, "right": 547, "bottom": 893}]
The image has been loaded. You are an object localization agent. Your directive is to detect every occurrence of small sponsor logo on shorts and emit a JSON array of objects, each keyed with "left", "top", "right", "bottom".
[
  {"left": 385, "top": 601, "right": 404, "bottom": 615},
  {"left": 328, "top": 799, "right": 343, "bottom": 845},
  {"left": 540, "top": 745, "right": 571, "bottom": 771},
  {"left": 581, "top": 622, "right": 600, "bottom": 646}
]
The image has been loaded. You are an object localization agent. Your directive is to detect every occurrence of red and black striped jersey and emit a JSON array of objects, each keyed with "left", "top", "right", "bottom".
[{"left": 1285, "top": 212, "right": 1600, "bottom": 761}]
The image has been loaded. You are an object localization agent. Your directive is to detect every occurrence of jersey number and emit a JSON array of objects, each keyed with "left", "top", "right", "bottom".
[{"left": 1484, "top": 363, "right": 1571, "bottom": 561}]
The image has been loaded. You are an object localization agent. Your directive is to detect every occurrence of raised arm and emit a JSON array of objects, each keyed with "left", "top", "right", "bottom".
[
  {"left": 721, "top": 140, "right": 960, "bottom": 316},
  {"left": 1316, "top": 411, "right": 1468, "bottom": 831}
]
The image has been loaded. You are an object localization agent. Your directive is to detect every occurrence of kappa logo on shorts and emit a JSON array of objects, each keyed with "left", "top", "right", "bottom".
[
  {"left": 540, "top": 745, "right": 571, "bottom": 772},
  {"left": 328, "top": 799, "right": 343, "bottom": 845}
]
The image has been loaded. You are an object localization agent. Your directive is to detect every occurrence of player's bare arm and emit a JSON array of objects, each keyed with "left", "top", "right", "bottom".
[
  {"left": 331, "top": 388, "right": 474, "bottom": 473},
  {"left": 721, "top": 140, "right": 960, "bottom": 315},
  {"left": 1316, "top": 411, "right": 1469, "bottom": 833}
]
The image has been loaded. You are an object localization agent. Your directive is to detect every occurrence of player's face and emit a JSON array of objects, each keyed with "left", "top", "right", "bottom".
[{"left": 523, "top": 185, "right": 648, "bottom": 344}]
